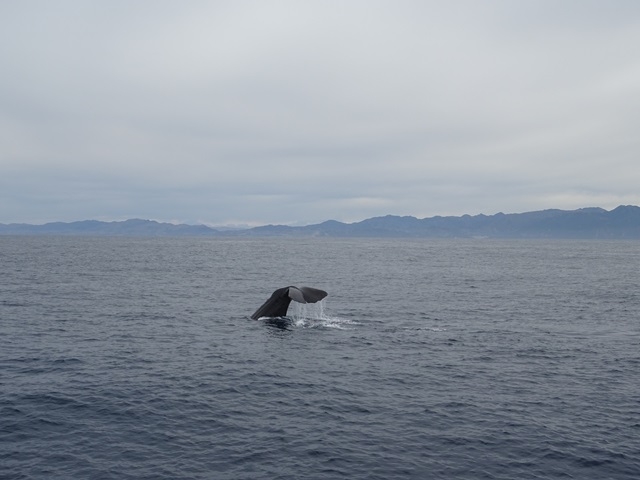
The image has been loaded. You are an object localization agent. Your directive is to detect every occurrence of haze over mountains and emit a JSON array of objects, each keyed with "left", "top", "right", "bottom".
[{"left": 2, "top": 206, "right": 640, "bottom": 239}]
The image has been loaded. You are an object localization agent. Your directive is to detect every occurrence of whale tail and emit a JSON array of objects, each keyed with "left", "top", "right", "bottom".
[{"left": 251, "top": 286, "right": 328, "bottom": 320}]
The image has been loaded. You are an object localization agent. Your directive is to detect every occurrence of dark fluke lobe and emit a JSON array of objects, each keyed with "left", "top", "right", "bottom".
[{"left": 251, "top": 286, "right": 328, "bottom": 320}]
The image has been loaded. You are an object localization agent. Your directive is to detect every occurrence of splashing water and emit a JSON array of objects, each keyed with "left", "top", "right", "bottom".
[{"left": 288, "top": 300, "right": 357, "bottom": 329}]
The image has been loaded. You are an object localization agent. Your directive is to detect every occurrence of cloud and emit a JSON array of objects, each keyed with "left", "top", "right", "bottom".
[{"left": 1, "top": 1, "right": 640, "bottom": 224}]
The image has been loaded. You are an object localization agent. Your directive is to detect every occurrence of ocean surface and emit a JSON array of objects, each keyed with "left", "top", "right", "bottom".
[{"left": 1, "top": 236, "right": 639, "bottom": 479}]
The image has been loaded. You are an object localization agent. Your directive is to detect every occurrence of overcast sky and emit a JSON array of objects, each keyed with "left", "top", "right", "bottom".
[{"left": 1, "top": 1, "right": 639, "bottom": 226}]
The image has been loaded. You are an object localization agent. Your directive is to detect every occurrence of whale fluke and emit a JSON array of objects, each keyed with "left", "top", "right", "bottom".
[{"left": 251, "top": 286, "right": 328, "bottom": 320}]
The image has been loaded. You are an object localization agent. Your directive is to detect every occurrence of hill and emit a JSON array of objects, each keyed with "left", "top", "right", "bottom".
[
  {"left": 241, "top": 205, "right": 640, "bottom": 239},
  {"left": 2, "top": 206, "right": 640, "bottom": 239}
]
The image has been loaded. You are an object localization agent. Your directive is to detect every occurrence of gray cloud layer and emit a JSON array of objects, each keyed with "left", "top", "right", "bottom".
[{"left": 2, "top": 1, "right": 639, "bottom": 225}]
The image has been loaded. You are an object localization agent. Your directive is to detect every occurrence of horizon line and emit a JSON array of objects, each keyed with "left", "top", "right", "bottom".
[{"left": 2, "top": 204, "right": 638, "bottom": 229}]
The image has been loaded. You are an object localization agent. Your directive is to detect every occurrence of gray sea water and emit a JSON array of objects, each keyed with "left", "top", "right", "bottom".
[{"left": 1, "top": 236, "right": 639, "bottom": 479}]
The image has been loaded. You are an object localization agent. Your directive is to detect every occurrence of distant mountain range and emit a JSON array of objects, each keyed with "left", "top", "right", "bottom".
[{"left": 2, "top": 205, "right": 640, "bottom": 239}]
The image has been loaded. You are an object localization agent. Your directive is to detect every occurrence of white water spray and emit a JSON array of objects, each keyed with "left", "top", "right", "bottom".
[{"left": 288, "top": 300, "right": 357, "bottom": 329}]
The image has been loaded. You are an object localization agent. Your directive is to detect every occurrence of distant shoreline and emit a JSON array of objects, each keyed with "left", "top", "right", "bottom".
[{"left": 2, "top": 205, "right": 640, "bottom": 239}]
